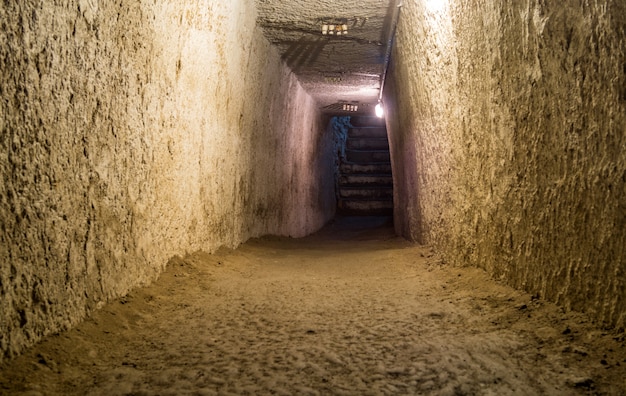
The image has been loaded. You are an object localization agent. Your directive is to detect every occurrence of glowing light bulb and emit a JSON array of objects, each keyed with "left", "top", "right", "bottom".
[
  {"left": 426, "top": 0, "right": 447, "bottom": 12},
  {"left": 375, "top": 103, "right": 384, "bottom": 118}
]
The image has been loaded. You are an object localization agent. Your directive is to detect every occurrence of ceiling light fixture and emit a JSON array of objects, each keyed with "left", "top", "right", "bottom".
[{"left": 321, "top": 20, "right": 348, "bottom": 35}]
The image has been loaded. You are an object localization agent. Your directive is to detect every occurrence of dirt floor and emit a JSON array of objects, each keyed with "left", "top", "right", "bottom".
[{"left": 1, "top": 216, "right": 625, "bottom": 395}]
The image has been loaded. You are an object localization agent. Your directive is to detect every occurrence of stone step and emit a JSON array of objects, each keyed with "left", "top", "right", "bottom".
[
  {"left": 346, "top": 150, "right": 390, "bottom": 163},
  {"left": 339, "top": 187, "right": 393, "bottom": 199},
  {"left": 340, "top": 163, "right": 392, "bottom": 174},
  {"left": 348, "top": 127, "right": 388, "bottom": 139},
  {"left": 339, "top": 174, "right": 393, "bottom": 186},
  {"left": 350, "top": 116, "right": 386, "bottom": 127},
  {"left": 337, "top": 199, "right": 394, "bottom": 215},
  {"left": 346, "top": 138, "right": 389, "bottom": 150}
]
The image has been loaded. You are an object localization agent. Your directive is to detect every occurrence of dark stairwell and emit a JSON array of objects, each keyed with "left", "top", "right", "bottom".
[{"left": 336, "top": 116, "right": 394, "bottom": 216}]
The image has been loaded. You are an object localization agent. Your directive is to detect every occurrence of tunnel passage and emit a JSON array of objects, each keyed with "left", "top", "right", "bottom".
[
  {"left": 332, "top": 116, "right": 394, "bottom": 216},
  {"left": 1, "top": 0, "right": 625, "bottom": 378}
]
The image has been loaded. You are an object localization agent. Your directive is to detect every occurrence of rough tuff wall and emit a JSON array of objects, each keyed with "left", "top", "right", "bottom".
[
  {"left": 387, "top": 0, "right": 626, "bottom": 328},
  {"left": 0, "top": 0, "right": 335, "bottom": 361}
]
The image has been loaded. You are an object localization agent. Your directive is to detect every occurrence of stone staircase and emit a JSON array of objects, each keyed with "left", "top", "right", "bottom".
[{"left": 337, "top": 117, "right": 394, "bottom": 216}]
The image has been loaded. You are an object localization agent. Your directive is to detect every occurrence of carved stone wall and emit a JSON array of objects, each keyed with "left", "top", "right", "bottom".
[
  {"left": 0, "top": 0, "right": 335, "bottom": 361},
  {"left": 387, "top": 0, "right": 626, "bottom": 329}
]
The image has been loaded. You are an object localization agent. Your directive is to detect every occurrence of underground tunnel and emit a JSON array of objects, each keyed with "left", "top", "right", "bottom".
[{"left": 1, "top": 0, "right": 626, "bottom": 394}]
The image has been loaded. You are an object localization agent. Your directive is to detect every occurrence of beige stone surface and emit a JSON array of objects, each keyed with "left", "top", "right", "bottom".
[
  {"left": 387, "top": 0, "right": 626, "bottom": 329},
  {"left": 0, "top": 218, "right": 624, "bottom": 395},
  {"left": 0, "top": 0, "right": 335, "bottom": 362}
]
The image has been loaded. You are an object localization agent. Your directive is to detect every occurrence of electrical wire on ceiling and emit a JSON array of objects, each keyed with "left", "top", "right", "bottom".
[{"left": 376, "top": 0, "right": 403, "bottom": 116}]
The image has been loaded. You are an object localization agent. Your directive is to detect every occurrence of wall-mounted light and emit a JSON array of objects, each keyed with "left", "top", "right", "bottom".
[
  {"left": 375, "top": 102, "right": 384, "bottom": 118},
  {"left": 343, "top": 104, "right": 358, "bottom": 112},
  {"left": 426, "top": 0, "right": 447, "bottom": 12}
]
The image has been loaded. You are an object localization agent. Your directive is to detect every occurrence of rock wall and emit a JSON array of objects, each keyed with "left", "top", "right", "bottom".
[
  {"left": 0, "top": 0, "right": 335, "bottom": 361},
  {"left": 387, "top": 0, "right": 626, "bottom": 328}
]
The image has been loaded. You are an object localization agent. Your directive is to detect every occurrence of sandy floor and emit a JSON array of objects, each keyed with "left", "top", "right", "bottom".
[{"left": 1, "top": 216, "right": 625, "bottom": 395}]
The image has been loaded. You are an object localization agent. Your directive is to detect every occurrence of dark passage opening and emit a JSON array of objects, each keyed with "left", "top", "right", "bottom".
[{"left": 330, "top": 116, "right": 394, "bottom": 217}]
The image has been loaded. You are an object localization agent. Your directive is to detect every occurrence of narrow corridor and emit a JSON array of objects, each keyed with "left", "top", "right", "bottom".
[{"left": 1, "top": 217, "right": 624, "bottom": 395}]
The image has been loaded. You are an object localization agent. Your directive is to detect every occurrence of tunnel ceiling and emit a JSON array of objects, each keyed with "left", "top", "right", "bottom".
[{"left": 255, "top": 0, "right": 398, "bottom": 115}]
